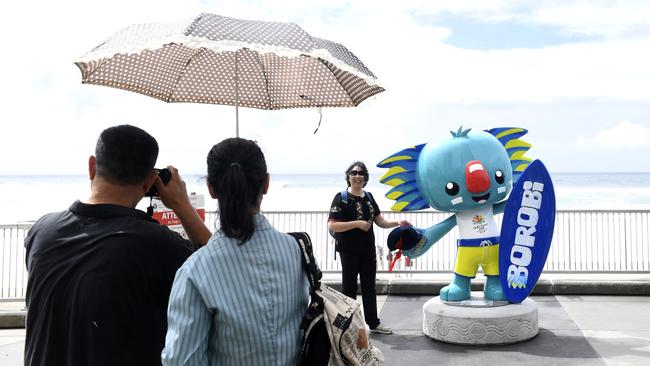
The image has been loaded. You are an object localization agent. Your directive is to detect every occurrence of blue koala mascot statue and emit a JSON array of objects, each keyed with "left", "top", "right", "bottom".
[{"left": 378, "top": 127, "right": 532, "bottom": 302}]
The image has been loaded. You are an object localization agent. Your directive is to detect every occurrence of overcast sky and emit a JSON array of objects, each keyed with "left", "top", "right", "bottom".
[{"left": 1, "top": 0, "right": 649, "bottom": 175}]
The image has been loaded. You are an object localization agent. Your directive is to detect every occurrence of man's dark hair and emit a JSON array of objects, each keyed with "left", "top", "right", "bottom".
[
  {"left": 345, "top": 161, "right": 369, "bottom": 188},
  {"left": 95, "top": 125, "right": 159, "bottom": 185}
]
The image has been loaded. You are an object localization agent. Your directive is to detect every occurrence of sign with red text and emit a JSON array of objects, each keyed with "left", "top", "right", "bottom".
[{"left": 151, "top": 194, "right": 205, "bottom": 239}]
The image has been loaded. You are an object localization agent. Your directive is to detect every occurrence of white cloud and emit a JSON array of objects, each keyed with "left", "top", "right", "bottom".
[
  {"left": 408, "top": 0, "right": 650, "bottom": 38},
  {"left": 575, "top": 120, "right": 650, "bottom": 150},
  {"left": 531, "top": 0, "right": 650, "bottom": 38}
]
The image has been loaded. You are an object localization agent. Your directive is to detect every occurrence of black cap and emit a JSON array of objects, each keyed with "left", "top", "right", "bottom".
[{"left": 387, "top": 226, "right": 422, "bottom": 252}]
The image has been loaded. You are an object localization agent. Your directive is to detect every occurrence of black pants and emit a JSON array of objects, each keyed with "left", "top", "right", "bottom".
[{"left": 338, "top": 248, "right": 380, "bottom": 328}]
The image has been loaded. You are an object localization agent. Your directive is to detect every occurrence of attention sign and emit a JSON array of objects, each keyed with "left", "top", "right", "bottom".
[{"left": 151, "top": 194, "right": 206, "bottom": 239}]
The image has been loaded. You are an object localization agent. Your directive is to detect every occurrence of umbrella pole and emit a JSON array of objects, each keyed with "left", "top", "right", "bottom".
[
  {"left": 235, "top": 50, "right": 240, "bottom": 138},
  {"left": 236, "top": 106, "right": 239, "bottom": 137}
]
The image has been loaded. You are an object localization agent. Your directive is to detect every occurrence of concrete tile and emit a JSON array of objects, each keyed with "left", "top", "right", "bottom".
[
  {"left": 556, "top": 295, "right": 650, "bottom": 303},
  {"left": 529, "top": 295, "right": 561, "bottom": 302},
  {"left": 381, "top": 295, "right": 432, "bottom": 303},
  {"left": 581, "top": 330, "right": 650, "bottom": 366},
  {"left": 0, "top": 337, "right": 23, "bottom": 366},
  {"left": 558, "top": 297, "right": 650, "bottom": 331},
  {"left": 0, "top": 329, "right": 25, "bottom": 347},
  {"left": 378, "top": 295, "right": 427, "bottom": 331},
  {"left": 535, "top": 297, "right": 582, "bottom": 331},
  {"left": 0, "top": 329, "right": 24, "bottom": 336}
]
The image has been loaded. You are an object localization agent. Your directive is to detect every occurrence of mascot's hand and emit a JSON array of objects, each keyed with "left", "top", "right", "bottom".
[
  {"left": 402, "top": 230, "right": 429, "bottom": 258},
  {"left": 403, "top": 215, "right": 458, "bottom": 258},
  {"left": 386, "top": 225, "right": 426, "bottom": 271},
  {"left": 388, "top": 226, "right": 428, "bottom": 259}
]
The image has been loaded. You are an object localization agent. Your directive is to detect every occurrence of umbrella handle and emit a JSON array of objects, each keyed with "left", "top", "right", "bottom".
[{"left": 313, "top": 107, "right": 323, "bottom": 134}]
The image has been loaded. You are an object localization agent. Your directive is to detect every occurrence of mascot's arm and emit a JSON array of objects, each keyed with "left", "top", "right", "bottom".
[
  {"left": 403, "top": 215, "right": 457, "bottom": 258},
  {"left": 494, "top": 200, "right": 507, "bottom": 215}
]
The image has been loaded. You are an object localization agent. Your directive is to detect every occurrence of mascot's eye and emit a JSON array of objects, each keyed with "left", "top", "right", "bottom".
[
  {"left": 445, "top": 182, "right": 459, "bottom": 196},
  {"left": 495, "top": 170, "right": 505, "bottom": 184}
]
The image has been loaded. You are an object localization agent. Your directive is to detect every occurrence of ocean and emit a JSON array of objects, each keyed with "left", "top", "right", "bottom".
[{"left": 1, "top": 172, "right": 649, "bottom": 224}]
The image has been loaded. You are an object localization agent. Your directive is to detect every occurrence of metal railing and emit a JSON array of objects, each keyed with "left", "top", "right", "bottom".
[
  {"left": 2, "top": 209, "right": 650, "bottom": 300},
  {"left": 1, "top": 223, "right": 31, "bottom": 301}
]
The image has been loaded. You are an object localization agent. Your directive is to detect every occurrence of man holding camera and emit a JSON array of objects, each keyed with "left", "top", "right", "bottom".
[{"left": 24, "top": 125, "right": 211, "bottom": 366}]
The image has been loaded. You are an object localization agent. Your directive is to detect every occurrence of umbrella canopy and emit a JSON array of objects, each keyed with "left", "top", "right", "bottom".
[{"left": 75, "top": 13, "right": 385, "bottom": 135}]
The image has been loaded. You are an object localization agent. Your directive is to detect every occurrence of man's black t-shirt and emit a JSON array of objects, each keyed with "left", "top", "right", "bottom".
[
  {"left": 328, "top": 190, "right": 380, "bottom": 253},
  {"left": 24, "top": 200, "right": 197, "bottom": 366}
]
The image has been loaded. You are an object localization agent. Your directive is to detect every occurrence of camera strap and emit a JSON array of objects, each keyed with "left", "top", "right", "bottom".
[{"left": 146, "top": 196, "right": 154, "bottom": 218}]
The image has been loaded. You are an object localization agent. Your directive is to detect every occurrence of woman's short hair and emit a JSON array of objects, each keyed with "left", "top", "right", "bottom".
[{"left": 344, "top": 161, "right": 369, "bottom": 188}]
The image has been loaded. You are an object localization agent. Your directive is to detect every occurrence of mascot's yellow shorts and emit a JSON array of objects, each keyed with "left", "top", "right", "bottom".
[{"left": 454, "top": 244, "right": 500, "bottom": 278}]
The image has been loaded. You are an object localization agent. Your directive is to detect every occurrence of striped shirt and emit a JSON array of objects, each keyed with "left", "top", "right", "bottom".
[{"left": 161, "top": 214, "right": 309, "bottom": 366}]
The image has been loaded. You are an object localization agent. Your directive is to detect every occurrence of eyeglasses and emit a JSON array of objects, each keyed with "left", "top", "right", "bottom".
[{"left": 348, "top": 170, "right": 365, "bottom": 176}]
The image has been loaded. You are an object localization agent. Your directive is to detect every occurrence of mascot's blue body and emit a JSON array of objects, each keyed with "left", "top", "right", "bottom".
[{"left": 378, "top": 127, "right": 532, "bottom": 301}]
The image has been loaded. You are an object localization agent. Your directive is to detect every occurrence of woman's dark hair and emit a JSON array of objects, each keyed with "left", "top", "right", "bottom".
[
  {"left": 207, "top": 138, "right": 267, "bottom": 243},
  {"left": 345, "top": 161, "right": 369, "bottom": 188}
]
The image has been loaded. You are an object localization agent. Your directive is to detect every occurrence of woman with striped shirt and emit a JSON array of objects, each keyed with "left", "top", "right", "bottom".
[{"left": 162, "top": 138, "right": 309, "bottom": 365}]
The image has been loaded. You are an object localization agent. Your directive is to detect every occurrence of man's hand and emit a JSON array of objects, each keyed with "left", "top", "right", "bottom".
[
  {"left": 154, "top": 166, "right": 211, "bottom": 246},
  {"left": 155, "top": 166, "right": 190, "bottom": 212}
]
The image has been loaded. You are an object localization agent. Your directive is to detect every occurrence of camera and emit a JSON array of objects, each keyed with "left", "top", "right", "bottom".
[{"left": 145, "top": 168, "right": 172, "bottom": 197}]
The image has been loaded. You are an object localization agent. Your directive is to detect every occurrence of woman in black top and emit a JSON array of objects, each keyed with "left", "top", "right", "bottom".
[{"left": 327, "top": 161, "right": 410, "bottom": 334}]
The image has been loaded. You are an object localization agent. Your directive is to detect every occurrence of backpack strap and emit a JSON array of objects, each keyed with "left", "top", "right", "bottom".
[
  {"left": 364, "top": 190, "right": 376, "bottom": 207},
  {"left": 288, "top": 232, "right": 322, "bottom": 293},
  {"left": 342, "top": 189, "right": 377, "bottom": 206},
  {"left": 335, "top": 190, "right": 348, "bottom": 263}
]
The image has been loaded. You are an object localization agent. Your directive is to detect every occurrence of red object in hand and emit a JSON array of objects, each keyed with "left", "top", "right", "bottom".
[{"left": 388, "top": 251, "right": 402, "bottom": 272}]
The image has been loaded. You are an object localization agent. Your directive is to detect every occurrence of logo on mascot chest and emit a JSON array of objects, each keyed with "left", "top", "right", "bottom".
[{"left": 472, "top": 214, "right": 487, "bottom": 233}]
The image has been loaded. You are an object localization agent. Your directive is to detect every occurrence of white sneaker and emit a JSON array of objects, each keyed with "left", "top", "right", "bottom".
[{"left": 370, "top": 323, "right": 393, "bottom": 334}]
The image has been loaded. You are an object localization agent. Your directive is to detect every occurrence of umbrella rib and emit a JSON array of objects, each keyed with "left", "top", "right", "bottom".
[
  {"left": 329, "top": 66, "right": 382, "bottom": 106},
  {"left": 318, "top": 58, "right": 358, "bottom": 106},
  {"left": 168, "top": 46, "right": 207, "bottom": 103},
  {"left": 253, "top": 52, "right": 272, "bottom": 109}
]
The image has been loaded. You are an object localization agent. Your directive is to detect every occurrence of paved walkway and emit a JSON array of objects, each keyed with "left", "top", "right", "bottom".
[{"left": 3, "top": 273, "right": 650, "bottom": 365}]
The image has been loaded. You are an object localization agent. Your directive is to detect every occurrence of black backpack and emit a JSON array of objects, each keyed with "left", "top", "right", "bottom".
[
  {"left": 288, "top": 232, "right": 384, "bottom": 366},
  {"left": 288, "top": 232, "right": 330, "bottom": 365},
  {"left": 328, "top": 189, "right": 376, "bottom": 240}
]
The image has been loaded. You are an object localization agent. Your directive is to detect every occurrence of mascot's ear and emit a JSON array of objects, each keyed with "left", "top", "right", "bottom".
[
  {"left": 377, "top": 144, "right": 430, "bottom": 212},
  {"left": 485, "top": 127, "right": 533, "bottom": 183}
]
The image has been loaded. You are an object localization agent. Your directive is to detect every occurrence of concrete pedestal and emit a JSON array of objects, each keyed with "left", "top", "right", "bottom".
[{"left": 422, "top": 292, "right": 538, "bottom": 345}]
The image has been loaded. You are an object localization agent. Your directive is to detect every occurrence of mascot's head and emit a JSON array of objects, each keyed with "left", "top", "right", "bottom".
[
  {"left": 417, "top": 127, "right": 513, "bottom": 212},
  {"left": 378, "top": 126, "right": 530, "bottom": 213}
]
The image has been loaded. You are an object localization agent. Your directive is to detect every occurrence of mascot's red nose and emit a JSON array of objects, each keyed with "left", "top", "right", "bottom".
[{"left": 465, "top": 160, "right": 490, "bottom": 193}]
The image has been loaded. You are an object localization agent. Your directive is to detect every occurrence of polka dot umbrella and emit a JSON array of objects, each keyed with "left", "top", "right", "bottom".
[{"left": 75, "top": 13, "right": 385, "bottom": 136}]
